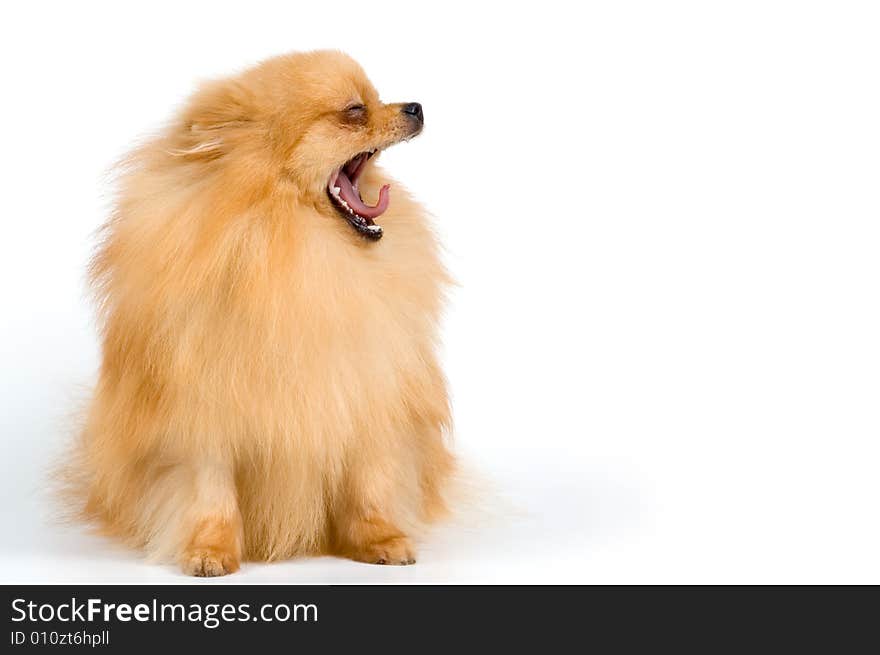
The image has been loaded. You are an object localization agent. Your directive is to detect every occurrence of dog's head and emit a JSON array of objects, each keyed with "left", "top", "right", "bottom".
[{"left": 171, "top": 50, "right": 423, "bottom": 240}]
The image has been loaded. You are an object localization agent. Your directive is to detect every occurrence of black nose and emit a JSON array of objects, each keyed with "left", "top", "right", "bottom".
[{"left": 402, "top": 102, "right": 423, "bottom": 124}]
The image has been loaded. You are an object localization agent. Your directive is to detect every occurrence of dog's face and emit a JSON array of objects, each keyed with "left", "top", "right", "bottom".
[
  {"left": 177, "top": 51, "right": 423, "bottom": 240},
  {"left": 285, "top": 54, "right": 424, "bottom": 240}
]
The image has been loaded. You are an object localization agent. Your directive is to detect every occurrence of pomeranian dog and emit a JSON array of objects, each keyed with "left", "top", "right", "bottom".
[{"left": 65, "top": 50, "right": 454, "bottom": 576}]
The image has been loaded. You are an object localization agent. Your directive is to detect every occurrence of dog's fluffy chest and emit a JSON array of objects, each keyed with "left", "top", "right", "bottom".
[{"left": 188, "top": 213, "right": 446, "bottom": 440}]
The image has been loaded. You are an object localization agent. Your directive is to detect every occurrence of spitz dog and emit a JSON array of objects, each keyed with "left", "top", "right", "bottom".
[{"left": 66, "top": 51, "right": 454, "bottom": 576}]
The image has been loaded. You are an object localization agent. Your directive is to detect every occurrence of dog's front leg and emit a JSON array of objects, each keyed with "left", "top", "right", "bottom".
[
  {"left": 331, "top": 461, "right": 417, "bottom": 566},
  {"left": 177, "top": 458, "right": 242, "bottom": 576}
]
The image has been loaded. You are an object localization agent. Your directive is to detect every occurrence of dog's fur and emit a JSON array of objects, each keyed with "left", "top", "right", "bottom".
[{"left": 65, "top": 51, "right": 454, "bottom": 575}]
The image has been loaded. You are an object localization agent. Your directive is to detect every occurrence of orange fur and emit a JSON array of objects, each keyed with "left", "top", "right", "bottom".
[{"left": 65, "top": 51, "right": 454, "bottom": 575}]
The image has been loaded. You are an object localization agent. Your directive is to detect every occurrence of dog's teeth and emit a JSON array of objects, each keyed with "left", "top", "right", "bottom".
[{"left": 332, "top": 191, "right": 372, "bottom": 224}]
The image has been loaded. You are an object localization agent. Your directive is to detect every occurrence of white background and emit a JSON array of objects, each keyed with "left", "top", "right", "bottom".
[{"left": 1, "top": 1, "right": 879, "bottom": 584}]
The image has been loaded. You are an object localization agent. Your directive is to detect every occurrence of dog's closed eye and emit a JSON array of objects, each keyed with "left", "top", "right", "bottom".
[{"left": 341, "top": 103, "right": 367, "bottom": 125}]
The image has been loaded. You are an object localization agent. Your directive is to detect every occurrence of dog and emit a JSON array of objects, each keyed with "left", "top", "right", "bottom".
[{"left": 65, "top": 50, "right": 454, "bottom": 576}]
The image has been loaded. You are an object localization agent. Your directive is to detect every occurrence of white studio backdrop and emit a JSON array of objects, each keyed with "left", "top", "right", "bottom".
[{"left": 1, "top": 1, "right": 879, "bottom": 583}]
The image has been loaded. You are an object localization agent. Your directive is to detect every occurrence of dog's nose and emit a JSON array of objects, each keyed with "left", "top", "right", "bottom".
[{"left": 402, "top": 102, "right": 424, "bottom": 124}]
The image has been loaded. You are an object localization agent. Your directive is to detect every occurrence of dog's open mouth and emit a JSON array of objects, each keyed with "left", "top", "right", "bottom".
[{"left": 327, "top": 150, "right": 389, "bottom": 240}]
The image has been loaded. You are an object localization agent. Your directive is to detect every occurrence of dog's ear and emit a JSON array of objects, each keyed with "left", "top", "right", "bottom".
[{"left": 169, "top": 81, "right": 253, "bottom": 160}]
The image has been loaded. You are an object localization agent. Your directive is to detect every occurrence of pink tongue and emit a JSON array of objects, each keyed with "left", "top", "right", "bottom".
[{"left": 336, "top": 170, "right": 390, "bottom": 220}]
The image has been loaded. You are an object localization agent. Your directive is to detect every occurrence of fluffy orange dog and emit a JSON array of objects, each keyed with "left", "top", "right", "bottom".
[{"left": 66, "top": 51, "right": 454, "bottom": 576}]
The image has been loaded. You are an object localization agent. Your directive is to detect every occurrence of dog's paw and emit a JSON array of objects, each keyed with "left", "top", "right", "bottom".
[
  {"left": 181, "top": 548, "right": 240, "bottom": 577},
  {"left": 351, "top": 536, "right": 417, "bottom": 566}
]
